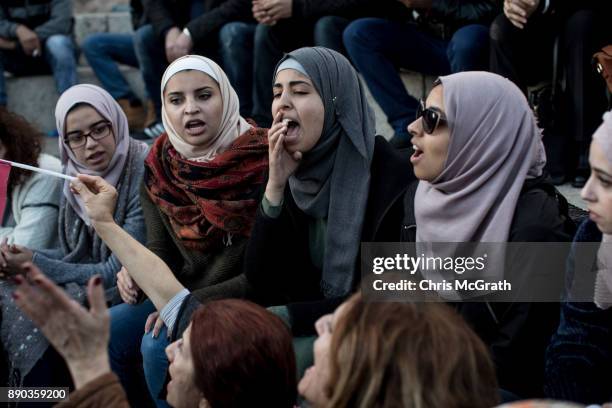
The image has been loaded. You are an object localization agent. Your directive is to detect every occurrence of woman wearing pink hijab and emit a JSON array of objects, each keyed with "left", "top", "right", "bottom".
[
  {"left": 0, "top": 84, "right": 148, "bottom": 387},
  {"left": 404, "top": 71, "right": 575, "bottom": 398}
]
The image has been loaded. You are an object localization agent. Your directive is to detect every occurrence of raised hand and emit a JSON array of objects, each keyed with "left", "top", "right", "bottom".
[
  {"left": 265, "top": 111, "right": 302, "bottom": 205},
  {"left": 13, "top": 263, "right": 111, "bottom": 389},
  {"left": 70, "top": 174, "right": 118, "bottom": 226}
]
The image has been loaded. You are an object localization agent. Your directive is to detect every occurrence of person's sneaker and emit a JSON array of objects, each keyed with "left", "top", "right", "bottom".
[
  {"left": 132, "top": 121, "right": 164, "bottom": 140},
  {"left": 117, "top": 98, "right": 146, "bottom": 131}
]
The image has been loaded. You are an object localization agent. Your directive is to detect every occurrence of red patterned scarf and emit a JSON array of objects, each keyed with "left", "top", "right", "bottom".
[{"left": 144, "top": 127, "right": 268, "bottom": 251}]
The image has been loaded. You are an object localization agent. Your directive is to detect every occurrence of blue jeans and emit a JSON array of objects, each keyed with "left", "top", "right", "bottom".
[
  {"left": 82, "top": 32, "right": 141, "bottom": 101},
  {"left": 219, "top": 22, "right": 256, "bottom": 118},
  {"left": 0, "top": 34, "right": 77, "bottom": 105},
  {"left": 108, "top": 300, "right": 170, "bottom": 408},
  {"left": 343, "top": 18, "right": 489, "bottom": 139},
  {"left": 133, "top": 24, "right": 167, "bottom": 122}
]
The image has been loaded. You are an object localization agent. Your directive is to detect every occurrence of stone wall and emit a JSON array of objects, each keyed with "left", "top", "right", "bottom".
[{"left": 75, "top": 0, "right": 128, "bottom": 14}]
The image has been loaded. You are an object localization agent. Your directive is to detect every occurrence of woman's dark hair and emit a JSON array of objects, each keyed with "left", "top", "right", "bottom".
[
  {"left": 190, "top": 299, "right": 297, "bottom": 407},
  {"left": 0, "top": 108, "right": 43, "bottom": 190}
]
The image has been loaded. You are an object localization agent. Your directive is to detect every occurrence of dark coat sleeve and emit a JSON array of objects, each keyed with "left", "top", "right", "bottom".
[
  {"left": 429, "top": 0, "right": 499, "bottom": 26},
  {"left": 186, "top": 0, "right": 254, "bottom": 45},
  {"left": 142, "top": 0, "right": 179, "bottom": 40},
  {"left": 243, "top": 194, "right": 322, "bottom": 307}
]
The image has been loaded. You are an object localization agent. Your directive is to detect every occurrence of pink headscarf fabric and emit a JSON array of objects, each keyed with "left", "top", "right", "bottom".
[
  {"left": 55, "top": 84, "right": 131, "bottom": 225},
  {"left": 415, "top": 71, "right": 547, "bottom": 243},
  {"left": 590, "top": 111, "right": 612, "bottom": 309}
]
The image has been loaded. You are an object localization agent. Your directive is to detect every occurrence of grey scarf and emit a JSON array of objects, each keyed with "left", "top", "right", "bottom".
[
  {"left": 277, "top": 47, "right": 376, "bottom": 297},
  {"left": 0, "top": 139, "right": 147, "bottom": 384}
]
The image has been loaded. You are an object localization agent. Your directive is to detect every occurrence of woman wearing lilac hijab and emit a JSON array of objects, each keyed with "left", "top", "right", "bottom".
[
  {"left": 0, "top": 84, "right": 148, "bottom": 387},
  {"left": 405, "top": 71, "right": 574, "bottom": 398}
]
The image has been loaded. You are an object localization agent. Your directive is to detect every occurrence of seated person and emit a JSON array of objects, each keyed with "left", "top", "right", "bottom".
[
  {"left": 489, "top": 0, "right": 610, "bottom": 186},
  {"left": 299, "top": 293, "right": 500, "bottom": 408},
  {"left": 0, "top": 0, "right": 77, "bottom": 107},
  {"left": 402, "top": 71, "right": 575, "bottom": 397},
  {"left": 0, "top": 84, "right": 148, "bottom": 386},
  {"left": 249, "top": 0, "right": 407, "bottom": 126},
  {"left": 133, "top": 0, "right": 255, "bottom": 128},
  {"left": 545, "top": 111, "right": 612, "bottom": 404},
  {"left": 81, "top": 0, "right": 149, "bottom": 132},
  {"left": 106, "top": 55, "right": 268, "bottom": 407},
  {"left": 12, "top": 263, "right": 297, "bottom": 408},
  {"left": 0, "top": 108, "right": 61, "bottom": 250},
  {"left": 343, "top": 0, "right": 498, "bottom": 147}
]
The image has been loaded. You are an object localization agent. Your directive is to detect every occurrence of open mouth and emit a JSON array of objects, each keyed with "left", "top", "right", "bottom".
[
  {"left": 184, "top": 119, "right": 206, "bottom": 136},
  {"left": 87, "top": 151, "right": 105, "bottom": 163},
  {"left": 411, "top": 144, "right": 424, "bottom": 162},
  {"left": 284, "top": 118, "right": 301, "bottom": 142}
]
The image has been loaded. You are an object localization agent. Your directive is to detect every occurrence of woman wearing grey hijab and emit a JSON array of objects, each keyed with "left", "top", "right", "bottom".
[
  {"left": 244, "top": 47, "right": 413, "bottom": 339},
  {"left": 404, "top": 71, "right": 574, "bottom": 398}
]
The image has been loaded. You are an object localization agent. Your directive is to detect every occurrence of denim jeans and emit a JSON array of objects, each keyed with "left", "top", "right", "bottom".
[
  {"left": 343, "top": 18, "right": 489, "bottom": 140},
  {"left": 133, "top": 24, "right": 167, "bottom": 122},
  {"left": 0, "top": 34, "right": 77, "bottom": 105},
  {"left": 219, "top": 22, "right": 256, "bottom": 117},
  {"left": 251, "top": 16, "right": 348, "bottom": 127},
  {"left": 108, "top": 300, "right": 170, "bottom": 408},
  {"left": 82, "top": 32, "right": 141, "bottom": 101}
]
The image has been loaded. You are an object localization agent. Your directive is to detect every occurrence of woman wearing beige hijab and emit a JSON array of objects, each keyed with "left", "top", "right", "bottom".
[{"left": 107, "top": 55, "right": 269, "bottom": 406}]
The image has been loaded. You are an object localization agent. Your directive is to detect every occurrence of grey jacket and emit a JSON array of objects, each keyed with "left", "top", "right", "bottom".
[{"left": 0, "top": 0, "right": 73, "bottom": 41}]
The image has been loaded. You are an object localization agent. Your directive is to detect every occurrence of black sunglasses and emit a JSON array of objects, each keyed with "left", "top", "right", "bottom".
[{"left": 416, "top": 99, "right": 447, "bottom": 134}]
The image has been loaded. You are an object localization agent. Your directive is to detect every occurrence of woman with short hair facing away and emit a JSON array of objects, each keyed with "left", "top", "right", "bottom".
[{"left": 299, "top": 293, "right": 500, "bottom": 408}]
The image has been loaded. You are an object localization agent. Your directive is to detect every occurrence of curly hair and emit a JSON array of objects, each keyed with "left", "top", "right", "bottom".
[{"left": 0, "top": 108, "right": 43, "bottom": 191}]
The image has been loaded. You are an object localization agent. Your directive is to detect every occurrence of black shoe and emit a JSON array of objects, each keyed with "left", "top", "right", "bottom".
[
  {"left": 132, "top": 121, "right": 164, "bottom": 140},
  {"left": 389, "top": 133, "right": 411, "bottom": 149}
]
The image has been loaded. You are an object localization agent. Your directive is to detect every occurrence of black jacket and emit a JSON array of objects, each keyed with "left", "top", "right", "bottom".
[
  {"left": 143, "top": 0, "right": 254, "bottom": 45},
  {"left": 244, "top": 137, "right": 414, "bottom": 329},
  {"left": 402, "top": 176, "right": 575, "bottom": 398}
]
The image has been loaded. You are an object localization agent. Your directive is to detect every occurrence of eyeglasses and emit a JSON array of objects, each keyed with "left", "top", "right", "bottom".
[
  {"left": 416, "top": 99, "right": 447, "bottom": 134},
  {"left": 64, "top": 121, "right": 112, "bottom": 149}
]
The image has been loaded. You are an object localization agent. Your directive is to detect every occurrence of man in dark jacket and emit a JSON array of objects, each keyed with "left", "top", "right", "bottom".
[
  {"left": 134, "top": 0, "right": 255, "bottom": 121},
  {"left": 342, "top": 0, "right": 499, "bottom": 148},
  {"left": 250, "top": 0, "right": 409, "bottom": 127},
  {"left": 0, "top": 0, "right": 77, "bottom": 107},
  {"left": 490, "top": 0, "right": 611, "bottom": 188}
]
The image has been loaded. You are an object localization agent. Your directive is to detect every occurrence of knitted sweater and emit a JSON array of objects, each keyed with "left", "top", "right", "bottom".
[
  {"left": 0, "top": 140, "right": 148, "bottom": 383},
  {"left": 0, "top": 153, "right": 61, "bottom": 250},
  {"left": 32, "top": 141, "right": 148, "bottom": 289}
]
